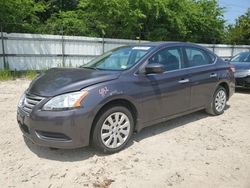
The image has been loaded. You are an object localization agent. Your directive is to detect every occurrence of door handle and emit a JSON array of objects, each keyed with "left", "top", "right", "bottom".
[
  {"left": 210, "top": 73, "right": 217, "bottom": 78},
  {"left": 178, "top": 79, "right": 190, "bottom": 84}
]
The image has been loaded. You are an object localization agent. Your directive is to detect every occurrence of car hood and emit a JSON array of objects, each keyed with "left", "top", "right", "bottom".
[
  {"left": 27, "top": 68, "right": 120, "bottom": 97},
  {"left": 231, "top": 62, "right": 250, "bottom": 70}
]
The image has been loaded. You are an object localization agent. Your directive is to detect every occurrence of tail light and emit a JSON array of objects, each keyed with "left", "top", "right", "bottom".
[{"left": 229, "top": 64, "right": 235, "bottom": 73}]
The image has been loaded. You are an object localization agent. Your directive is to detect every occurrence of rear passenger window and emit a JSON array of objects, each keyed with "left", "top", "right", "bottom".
[
  {"left": 185, "top": 48, "right": 211, "bottom": 67},
  {"left": 148, "top": 48, "right": 182, "bottom": 71}
]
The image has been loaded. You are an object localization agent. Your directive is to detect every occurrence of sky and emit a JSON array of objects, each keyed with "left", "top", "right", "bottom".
[{"left": 218, "top": 0, "right": 250, "bottom": 24}]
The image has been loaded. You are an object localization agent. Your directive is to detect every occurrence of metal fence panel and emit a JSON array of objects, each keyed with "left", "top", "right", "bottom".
[
  {"left": 64, "top": 56, "right": 94, "bottom": 67},
  {"left": 0, "top": 32, "right": 250, "bottom": 71},
  {"left": 233, "top": 47, "right": 250, "bottom": 55},
  {"left": 104, "top": 38, "right": 145, "bottom": 52},
  {"left": 214, "top": 45, "right": 232, "bottom": 59},
  {"left": 7, "top": 56, "right": 62, "bottom": 70},
  {"left": 6, "top": 33, "right": 62, "bottom": 55},
  {"left": 64, "top": 41, "right": 102, "bottom": 56}
]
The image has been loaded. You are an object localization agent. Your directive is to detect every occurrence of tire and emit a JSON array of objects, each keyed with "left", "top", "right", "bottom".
[
  {"left": 206, "top": 86, "right": 227, "bottom": 116},
  {"left": 92, "top": 106, "right": 134, "bottom": 153}
]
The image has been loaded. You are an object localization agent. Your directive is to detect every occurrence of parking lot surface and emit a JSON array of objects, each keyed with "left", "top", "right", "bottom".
[{"left": 0, "top": 79, "right": 249, "bottom": 188}]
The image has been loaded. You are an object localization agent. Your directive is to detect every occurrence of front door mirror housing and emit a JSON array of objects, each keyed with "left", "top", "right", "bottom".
[{"left": 145, "top": 63, "right": 165, "bottom": 74}]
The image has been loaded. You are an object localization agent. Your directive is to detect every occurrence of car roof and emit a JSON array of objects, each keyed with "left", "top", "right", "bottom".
[{"left": 129, "top": 41, "right": 201, "bottom": 48}]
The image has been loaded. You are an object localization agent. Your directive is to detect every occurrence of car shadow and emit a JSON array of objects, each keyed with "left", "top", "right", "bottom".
[
  {"left": 23, "top": 136, "right": 99, "bottom": 161},
  {"left": 235, "top": 87, "right": 250, "bottom": 94},
  {"left": 24, "top": 107, "right": 230, "bottom": 162},
  {"left": 130, "top": 110, "right": 210, "bottom": 144},
  {"left": 131, "top": 104, "right": 230, "bottom": 144}
]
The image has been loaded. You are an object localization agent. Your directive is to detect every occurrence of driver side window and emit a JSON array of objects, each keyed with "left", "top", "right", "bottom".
[{"left": 148, "top": 47, "right": 182, "bottom": 72}]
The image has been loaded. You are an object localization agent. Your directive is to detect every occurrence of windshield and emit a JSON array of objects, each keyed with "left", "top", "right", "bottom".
[
  {"left": 81, "top": 46, "right": 152, "bottom": 71},
  {"left": 231, "top": 52, "right": 250, "bottom": 63}
]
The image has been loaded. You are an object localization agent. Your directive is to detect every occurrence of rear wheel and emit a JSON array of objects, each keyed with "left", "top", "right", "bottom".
[
  {"left": 206, "top": 86, "right": 227, "bottom": 115},
  {"left": 92, "top": 106, "right": 134, "bottom": 153}
]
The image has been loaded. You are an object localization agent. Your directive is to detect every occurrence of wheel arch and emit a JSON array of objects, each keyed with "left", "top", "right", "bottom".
[
  {"left": 89, "top": 97, "right": 138, "bottom": 142},
  {"left": 217, "top": 81, "right": 230, "bottom": 100},
  {"left": 206, "top": 80, "right": 230, "bottom": 110}
]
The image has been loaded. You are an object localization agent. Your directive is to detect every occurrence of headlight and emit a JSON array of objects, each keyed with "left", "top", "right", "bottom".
[
  {"left": 43, "top": 90, "right": 88, "bottom": 111},
  {"left": 18, "top": 93, "right": 25, "bottom": 107}
]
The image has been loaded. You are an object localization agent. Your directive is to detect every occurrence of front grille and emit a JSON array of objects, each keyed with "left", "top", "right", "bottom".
[{"left": 23, "top": 93, "right": 44, "bottom": 114}]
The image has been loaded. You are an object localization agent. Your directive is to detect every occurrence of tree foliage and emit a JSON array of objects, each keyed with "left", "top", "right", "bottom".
[
  {"left": 0, "top": 0, "right": 46, "bottom": 32},
  {"left": 225, "top": 8, "right": 250, "bottom": 45},
  {"left": 0, "top": 0, "right": 249, "bottom": 44}
]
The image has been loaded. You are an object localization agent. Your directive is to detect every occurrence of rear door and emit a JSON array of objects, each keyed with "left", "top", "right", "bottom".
[{"left": 183, "top": 47, "right": 218, "bottom": 109}]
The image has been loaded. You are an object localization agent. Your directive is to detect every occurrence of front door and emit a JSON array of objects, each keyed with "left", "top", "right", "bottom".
[{"left": 138, "top": 47, "right": 191, "bottom": 123}]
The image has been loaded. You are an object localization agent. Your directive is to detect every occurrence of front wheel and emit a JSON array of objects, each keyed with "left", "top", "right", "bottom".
[
  {"left": 206, "top": 86, "right": 227, "bottom": 115},
  {"left": 92, "top": 106, "right": 134, "bottom": 153}
]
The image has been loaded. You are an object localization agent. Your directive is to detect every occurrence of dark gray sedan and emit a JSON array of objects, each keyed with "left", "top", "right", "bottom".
[
  {"left": 17, "top": 42, "right": 235, "bottom": 153},
  {"left": 230, "top": 52, "right": 250, "bottom": 88}
]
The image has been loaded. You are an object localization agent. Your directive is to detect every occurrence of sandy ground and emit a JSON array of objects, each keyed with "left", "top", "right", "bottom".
[{"left": 0, "top": 79, "right": 250, "bottom": 188}]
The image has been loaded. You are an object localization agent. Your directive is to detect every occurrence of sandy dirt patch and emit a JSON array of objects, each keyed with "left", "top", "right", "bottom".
[{"left": 0, "top": 79, "right": 250, "bottom": 188}]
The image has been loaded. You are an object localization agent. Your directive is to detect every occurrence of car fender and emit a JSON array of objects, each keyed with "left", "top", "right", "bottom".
[{"left": 81, "top": 81, "right": 141, "bottom": 136}]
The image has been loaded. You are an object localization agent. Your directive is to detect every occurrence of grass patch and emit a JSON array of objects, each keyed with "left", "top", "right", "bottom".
[
  {"left": 25, "top": 70, "right": 38, "bottom": 80},
  {"left": 0, "top": 69, "right": 13, "bottom": 81},
  {"left": 0, "top": 70, "right": 39, "bottom": 81}
]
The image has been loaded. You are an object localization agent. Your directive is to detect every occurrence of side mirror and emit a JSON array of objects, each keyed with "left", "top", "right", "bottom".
[{"left": 145, "top": 63, "right": 165, "bottom": 74}]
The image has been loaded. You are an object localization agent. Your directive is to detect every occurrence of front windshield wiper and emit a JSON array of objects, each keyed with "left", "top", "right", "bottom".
[
  {"left": 80, "top": 66, "right": 99, "bottom": 70},
  {"left": 80, "top": 66, "right": 123, "bottom": 71}
]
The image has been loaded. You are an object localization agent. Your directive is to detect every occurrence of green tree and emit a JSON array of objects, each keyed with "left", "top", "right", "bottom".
[
  {"left": 39, "top": 11, "right": 91, "bottom": 36},
  {"left": 183, "top": 0, "right": 225, "bottom": 43},
  {"left": 225, "top": 8, "right": 250, "bottom": 45},
  {"left": 0, "top": 0, "right": 227, "bottom": 43},
  {"left": 34, "top": 0, "right": 79, "bottom": 23},
  {"left": 0, "top": 0, "right": 45, "bottom": 33},
  {"left": 77, "top": 0, "right": 145, "bottom": 38},
  {"left": 76, "top": 0, "right": 225, "bottom": 42}
]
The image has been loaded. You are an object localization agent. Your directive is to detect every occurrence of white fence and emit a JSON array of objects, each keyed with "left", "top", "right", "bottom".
[{"left": 0, "top": 32, "right": 250, "bottom": 70}]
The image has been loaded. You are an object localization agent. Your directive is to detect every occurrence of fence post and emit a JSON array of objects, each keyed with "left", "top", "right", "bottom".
[
  {"left": 61, "top": 26, "right": 66, "bottom": 67},
  {"left": 102, "top": 29, "right": 105, "bottom": 54},
  {"left": 231, "top": 45, "right": 234, "bottom": 58},
  {"left": 1, "top": 24, "right": 6, "bottom": 69},
  {"left": 212, "top": 45, "right": 215, "bottom": 53}
]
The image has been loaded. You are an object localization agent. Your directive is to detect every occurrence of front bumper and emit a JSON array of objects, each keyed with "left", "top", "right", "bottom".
[
  {"left": 17, "top": 106, "right": 94, "bottom": 149},
  {"left": 235, "top": 76, "right": 250, "bottom": 88}
]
